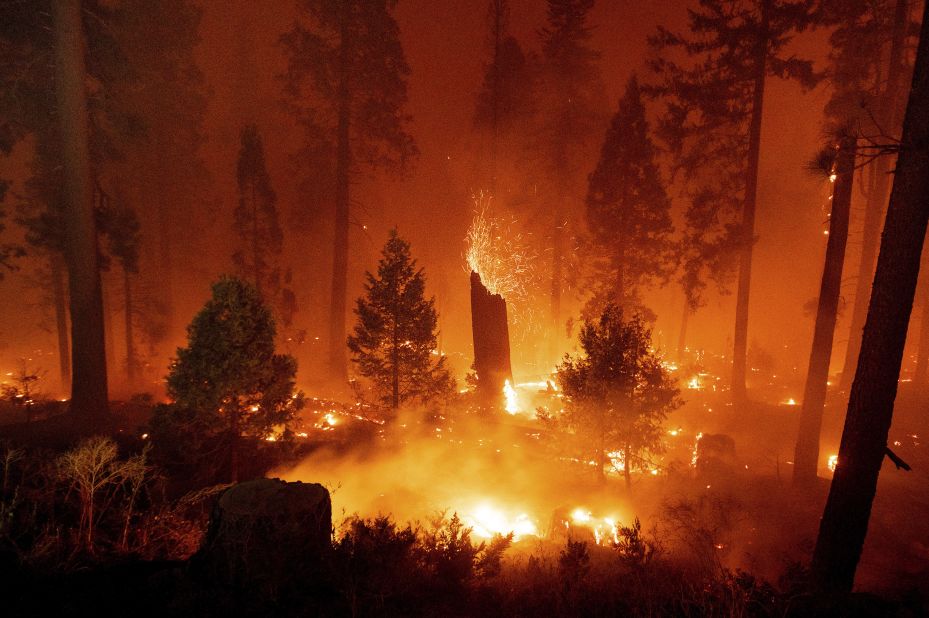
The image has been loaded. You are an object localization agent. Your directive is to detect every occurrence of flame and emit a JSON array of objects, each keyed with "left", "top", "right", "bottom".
[
  {"left": 691, "top": 432, "right": 703, "bottom": 467},
  {"left": 566, "top": 508, "right": 621, "bottom": 546},
  {"left": 687, "top": 376, "right": 702, "bottom": 390},
  {"left": 503, "top": 379, "right": 519, "bottom": 414},
  {"left": 783, "top": 398, "right": 798, "bottom": 406},
  {"left": 827, "top": 454, "right": 838, "bottom": 472},
  {"left": 464, "top": 503, "right": 538, "bottom": 540}
]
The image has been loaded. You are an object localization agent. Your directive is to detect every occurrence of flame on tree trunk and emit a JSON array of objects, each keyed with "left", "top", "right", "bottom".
[
  {"left": 53, "top": 0, "right": 109, "bottom": 427},
  {"left": 470, "top": 271, "right": 513, "bottom": 405},
  {"left": 811, "top": 0, "right": 929, "bottom": 592},
  {"left": 793, "top": 135, "right": 856, "bottom": 485}
]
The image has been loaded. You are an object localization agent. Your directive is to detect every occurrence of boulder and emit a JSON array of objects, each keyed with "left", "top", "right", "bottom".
[{"left": 194, "top": 478, "right": 331, "bottom": 593}]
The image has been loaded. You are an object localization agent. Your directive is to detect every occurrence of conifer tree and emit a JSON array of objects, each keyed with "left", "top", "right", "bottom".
[
  {"left": 535, "top": 0, "right": 607, "bottom": 352},
  {"left": 650, "top": 0, "right": 818, "bottom": 402},
  {"left": 166, "top": 276, "right": 303, "bottom": 482},
  {"left": 348, "top": 230, "right": 453, "bottom": 410},
  {"left": 281, "top": 0, "right": 417, "bottom": 382},
  {"left": 233, "top": 124, "right": 282, "bottom": 302},
  {"left": 556, "top": 305, "right": 681, "bottom": 488},
  {"left": 584, "top": 76, "right": 675, "bottom": 319},
  {"left": 474, "top": 0, "right": 534, "bottom": 191}
]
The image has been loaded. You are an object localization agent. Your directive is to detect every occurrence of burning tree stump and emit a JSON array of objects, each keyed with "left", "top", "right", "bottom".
[{"left": 470, "top": 270, "right": 513, "bottom": 404}]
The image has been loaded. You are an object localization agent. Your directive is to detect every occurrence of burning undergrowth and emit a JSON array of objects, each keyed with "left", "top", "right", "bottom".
[{"left": 274, "top": 404, "right": 641, "bottom": 547}]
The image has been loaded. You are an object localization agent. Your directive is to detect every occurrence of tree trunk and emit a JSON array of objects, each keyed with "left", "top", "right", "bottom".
[
  {"left": 914, "top": 287, "right": 929, "bottom": 387},
  {"left": 53, "top": 0, "right": 109, "bottom": 427},
  {"left": 811, "top": 2, "right": 929, "bottom": 592},
  {"left": 677, "top": 294, "right": 690, "bottom": 363},
  {"left": 51, "top": 253, "right": 71, "bottom": 394},
  {"left": 613, "top": 226, "right": 625, "bottom": 309},
  {"left": 731, "top": 0, "right": 769, "bottom": 403},
  {"left": 793, "top": 136, "right": 856, "bottom": 485},
  {"left": 839, "top": 0, "right": 909, "bottom": 391},
  {"left": 124, "top": 265, "right": 136, "bottom": 388},
  {"left": 328, "top": 2, "right": 351, "bottom": 383},
  {"left": 471, "top": 271, "right": 513, "bottom": 405}
]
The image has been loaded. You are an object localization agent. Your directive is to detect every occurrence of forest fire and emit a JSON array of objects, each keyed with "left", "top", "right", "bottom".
[{"left": 2, "top": 0, "right": 929, "bottom": 614}]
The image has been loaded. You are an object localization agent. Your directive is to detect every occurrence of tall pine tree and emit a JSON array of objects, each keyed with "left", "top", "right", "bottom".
[
  {"left": 650, "top": 0, "right": 818, "bottom": 402},
  {"left": 584, "top": 76, "right": 675, "bottom": 320},
  {"left": 535, "top": 0, "right": 607, "bottom": 361},
  {"left": 281, "top": 0, "right": 417, "bottom": 383},
  {"left": 233, "top": 124, "right": 282, "bottom": 303},
  {"left": 347, "top": 230, "right": 453, "bottom": 410}
]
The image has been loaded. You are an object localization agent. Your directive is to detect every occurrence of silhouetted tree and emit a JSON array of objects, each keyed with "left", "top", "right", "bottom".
[
  {"left": 826, "top": 0, "right": 915, "bottom": 390},
  {"left": 166, "top": 276, "right": 303, "bottom": 482},
  {"left": 108, "top": 0, "right": 209, "bottom": 337},
  {"left": 534, "top": 0, "right": 607, "bottom": 358},
  {"left": 556, "top": 305, "right": 681, "bottom": 488},
  {"left": 0, "top": 181, "right": 24, "bottom": 277},
  {"left": 793, "top": 134, "right": 855, "bottom": 484},
  {"left": 348, "top": 230, "right": 453, "bottom": 410},
  {"left": 474, "top": 0, "right": 534, "bottom": 191},
  {"left": 98, "top": 197, "right": 142, "bottom": 388},
  {"left": 234, "top": 125, "right": 282, "bottom": 302},
  {"left": 811, "top": 0, "right": 929, "bottom": 592},
  {"left": 583, "top": 76, "right": 675, "bottom": 320},
  {"left": 281, "top": 0, "right": 417, "bottom": 382},
  {"left": 650, "top": 0, "right": 818, "bottom": 402},
  {"left": 53, "top": 0, "right": 109, "bottom": 426}
]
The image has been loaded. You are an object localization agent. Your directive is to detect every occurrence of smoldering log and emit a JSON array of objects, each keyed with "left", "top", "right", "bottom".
[{"left": 470, "top": 270, "right": 513, "bottom": 404}]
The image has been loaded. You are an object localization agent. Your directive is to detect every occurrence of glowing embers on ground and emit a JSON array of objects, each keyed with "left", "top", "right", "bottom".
[{"left": 462, "top": 502, "right": 538, "bottom": 540}]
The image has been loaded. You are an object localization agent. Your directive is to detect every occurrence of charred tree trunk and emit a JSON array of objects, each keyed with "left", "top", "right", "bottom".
[
  {"left": 53, "top": 0, "right": 109, "bottom": 427},
  {"left": 793, "top": 136, "right": 856, "bottom": 485},
  {"left": 328, "top": 3, "right": 352, "bottom": 383},
  {"left": 124, "top": 265, "right": 136, "bottom": 388},
  {"left": 51, "top": 253, "right": 71, "bottom": 394},
  {"left": 731, "top": 0, "right": 769, "bottom": 403},
  {"left": 471, "top": 271, "right": 513, "bottom": 405},
  {"left": 839, "top": 0, "right": 909, "bottom": 391},
  {"left": 811, "top": 2, "right": 929, "bottom": 592}
]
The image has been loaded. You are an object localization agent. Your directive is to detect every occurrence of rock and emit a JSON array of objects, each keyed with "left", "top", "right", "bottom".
[
  {"left": 696, "top": 433, "right": 737, "bottom": 479},
  {"left": 193, "top": 478, "right": 331, "bottom": 594}
]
